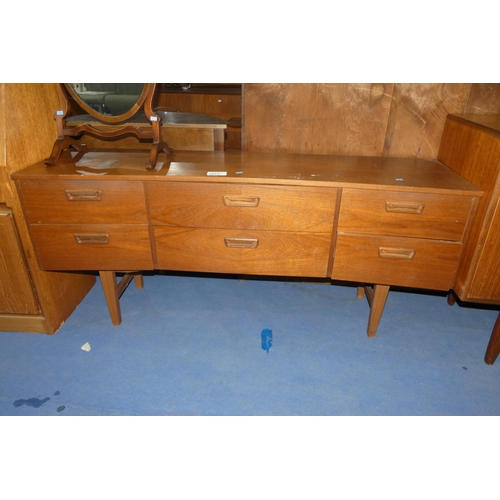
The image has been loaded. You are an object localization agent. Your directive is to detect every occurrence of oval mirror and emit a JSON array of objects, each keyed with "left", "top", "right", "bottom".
[{"left": 64, "top": 83, "right": 149, "bottom": 123}]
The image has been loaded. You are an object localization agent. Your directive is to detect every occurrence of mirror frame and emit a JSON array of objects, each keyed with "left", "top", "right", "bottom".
[
  {"left": 44, "top": 83, "right": 172, "bottom": 170},
  {"left": 62, "top": 83, "right": 151, "bottom": 123}
]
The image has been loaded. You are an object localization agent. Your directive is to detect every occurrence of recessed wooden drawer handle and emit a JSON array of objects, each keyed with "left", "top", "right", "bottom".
[
  {"left": 66, "top": 190, "right": 102, "bottom": 201},
  {"left": 386, "top": 201, "right": 424, "bottom": 214},
  {"left": 223, "top": 195, "right": 260, "bottom": 207},
  {"left": 378, "top": 247, "right": 415, "bottom": 260},
  {"left": 224, "top": 237, "right": 259, "bottom": 249},
  {"left": 74, "top": 234, "right": 109, "bottom": 244}
]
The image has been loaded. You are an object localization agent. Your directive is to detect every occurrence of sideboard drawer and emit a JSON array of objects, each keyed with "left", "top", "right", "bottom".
[
  {"left": 154, "top": 226, "right": 332, "bottom": 277},
  {"left": 30, "top": 224, "right": 153, "bottom": 271},
  {"left": 332, "top": 233, "right": 462, "bottom": 290},
  {"left": 19, "top": 180, "right": 148, "bottom": 224},
  {"left": 148, "top": 182, "right": 337, "bottom": 232},
  {"left": 338, "top": 188, "right": 472, "bottom": 241}
]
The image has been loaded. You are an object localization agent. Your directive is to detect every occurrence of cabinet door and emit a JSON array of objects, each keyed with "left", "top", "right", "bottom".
[{"left": 0, "top": 207, "right": 40, "bottom": 314}]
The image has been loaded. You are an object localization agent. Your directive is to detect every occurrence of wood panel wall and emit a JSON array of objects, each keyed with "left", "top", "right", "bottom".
[
  {"left": 243, "top": 83, "right": 500, "bottom": 158},
  {"left": 0, "top": 85, "right": 5, "bottom": 204}
]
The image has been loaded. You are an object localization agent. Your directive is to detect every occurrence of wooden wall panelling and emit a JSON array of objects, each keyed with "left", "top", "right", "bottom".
[
  {"left": 313, "top": 84, "right": 394, "bottom": 156},
  {"left": 0, "top": 84, "right": 6, "bottom": 205},
  {"left": 0, "top": 85, "right": 4, "bottom": 204},
  {"left": 243, "top": 83, "right": 319, "bottom": 153},
  {"left": 382, "top": 84, "right": 472, "bottom": 158},
  {"left": 1, "top": 83, "right": 95, "bottom": 334},
  {"left": 465, "top": 84, "right": 500, "bottom": 114},
  {"left": 242, "top": 83, "right": 500, "bottom": 158},
  {"left": 0, "top": 84, "right": 5, "bottom": 170}
]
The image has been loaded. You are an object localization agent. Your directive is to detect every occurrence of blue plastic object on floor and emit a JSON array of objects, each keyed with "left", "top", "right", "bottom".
[{"left": 261, "top": 328, "right": 273, "bottom": 353}]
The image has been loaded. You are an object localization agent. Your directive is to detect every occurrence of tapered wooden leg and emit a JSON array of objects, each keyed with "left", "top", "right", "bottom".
[
  {"left": 99, "top": 271, "right": 122, "bottom": 326},
  {"left": 361, "top": 284, "right": 390, "bottom": 338},
  {"left": 99, "top": 272, "right": 144, "bottom": 325},
  {"left": 134, "top": 274, "right": 144, "bottom": 289},
  {"left": 485, "top": 313, "right": 500, "bottom": 365},
  {"left": 357, "top": 286, "right": 365, "bottom": 299}
]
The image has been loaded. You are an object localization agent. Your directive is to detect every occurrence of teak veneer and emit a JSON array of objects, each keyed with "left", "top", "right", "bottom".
[
  {"left": 1, "top": 83, "right": 96, "bottom": 335},
  {"left": 13, "top": 146, "right": 482, "bottom": 341},
  {"left": 438, "top": 114, "right": 500, "bottom": 364}
]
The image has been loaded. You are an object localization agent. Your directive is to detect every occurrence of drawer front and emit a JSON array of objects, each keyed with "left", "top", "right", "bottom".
[
  {"left": 338, "top": 188, "right": 472, "bottom": 241},
  {"left": 154, "top": 227, "right": 332, "bottom": 277},
  {"left": 148, "top": 182, "right": 337, "bottom": 232},
  {"left": 19, "top": 180, "right": 147, "bottom": 224},
  {"left": 30, "top": 224, "right": 153, "bottom": 271},
  {"left": 332, "top": 233, "right": 462, "bottom": 290}
]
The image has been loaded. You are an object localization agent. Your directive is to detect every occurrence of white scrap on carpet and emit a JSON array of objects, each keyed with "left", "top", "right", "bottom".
[{"left": 81, "top": 342, "right": 91, "bottom": 352}]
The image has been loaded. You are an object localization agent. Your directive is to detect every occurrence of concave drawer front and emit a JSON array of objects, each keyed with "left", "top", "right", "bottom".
[
  {"left": 19, "top": 180, "right": 147, "bottom": 224},
  {"left": 30, "top": 224, "right": 153, "bottom": 271},
  {"left": 154, "top": 227, "right": 331, "bottom": 277},
  {"left": 148, "top": 182, "right": 337, "bottom": 232},
  {"left": 338, "top": 188, "right": 472, "bottom": 241},
  {"left": 332, "top": 233, "right": 462, "bottom": 290}
]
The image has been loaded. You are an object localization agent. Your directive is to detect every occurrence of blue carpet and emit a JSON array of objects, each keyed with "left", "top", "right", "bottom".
[{"left": 0, "top": 274, "right": 498, "bottom": 416}]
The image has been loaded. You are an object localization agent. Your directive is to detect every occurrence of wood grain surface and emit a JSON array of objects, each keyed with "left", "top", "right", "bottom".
[
  {"left": 1, "top": 84, "right": 96, "bottom": 333},
  {"left": 0, "top": 207, "right": 39, "bottom": 314},
  {"left": 243, "top": 83, "right": 500, "bottom": 158},
  {"left": 437, "top": 115, "right": 500, "bottom": 302}
]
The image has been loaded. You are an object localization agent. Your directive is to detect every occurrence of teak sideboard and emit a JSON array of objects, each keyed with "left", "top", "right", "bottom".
[{"left": 13, "top": 141, "right": 482, "bottom": 341}]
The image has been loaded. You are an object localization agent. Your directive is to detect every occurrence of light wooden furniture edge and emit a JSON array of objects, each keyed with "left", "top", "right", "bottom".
[
  {"left": 438, "top": 114, "right": 500, "bottom": 364},
  {"left": 1, "top": 83, "right": 95, "bottom": 335}
]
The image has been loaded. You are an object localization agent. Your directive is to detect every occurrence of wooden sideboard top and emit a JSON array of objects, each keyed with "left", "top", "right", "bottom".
[{"left": 12, "top": 150, "right": 482, "bottom": 196}]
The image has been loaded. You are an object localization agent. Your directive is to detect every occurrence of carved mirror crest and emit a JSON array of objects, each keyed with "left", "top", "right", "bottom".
[{"left": 44, "top": 83, "right": 172, "bottom": 170}]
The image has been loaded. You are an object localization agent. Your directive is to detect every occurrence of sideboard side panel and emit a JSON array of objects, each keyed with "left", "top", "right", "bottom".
[
  {"left": 1, "top": 84, "right": 95, "bottom": 334},
  {"left": 438, "top": 115, "right": 500, "bottom": 302}
]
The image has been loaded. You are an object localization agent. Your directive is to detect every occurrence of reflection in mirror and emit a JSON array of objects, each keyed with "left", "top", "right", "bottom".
[{"left": 68, "top": 83, "right": 145, "bottom": 116}]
